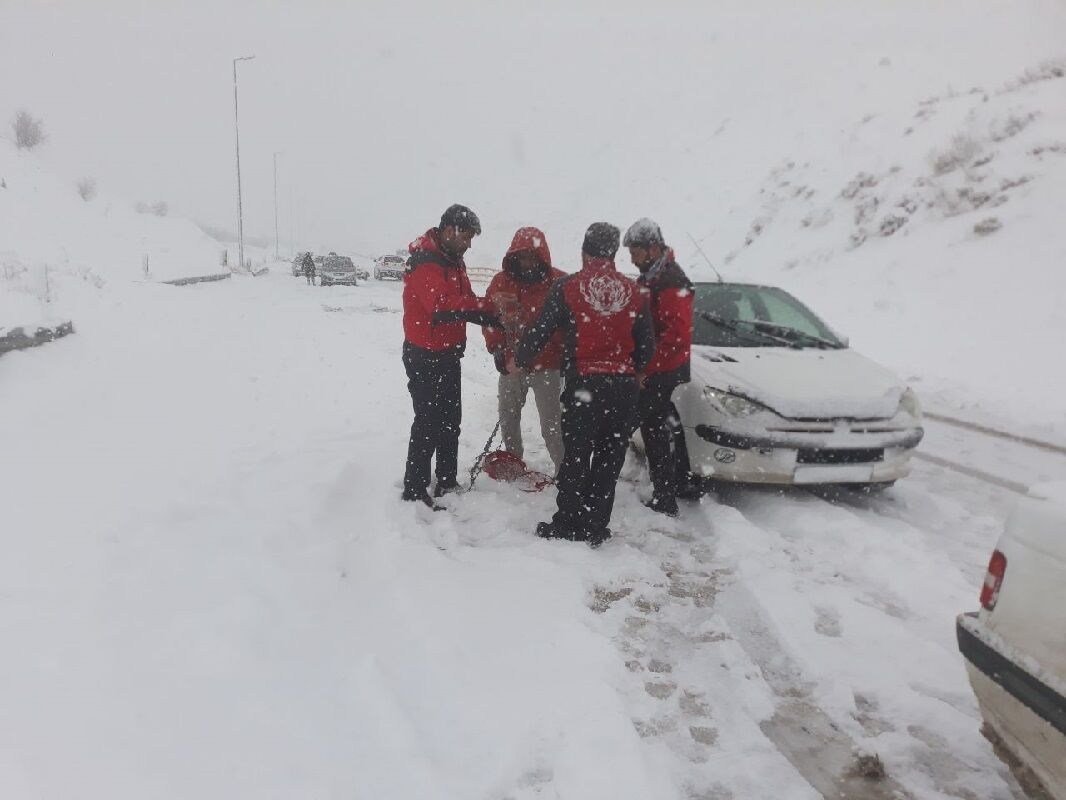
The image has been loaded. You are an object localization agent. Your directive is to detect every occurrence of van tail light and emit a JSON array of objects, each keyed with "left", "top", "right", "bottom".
[{"left": 980, "top": 550, "right": 1007, "bottom": 610}]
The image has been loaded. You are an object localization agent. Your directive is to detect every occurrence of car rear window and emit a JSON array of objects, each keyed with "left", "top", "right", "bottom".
[{"left": 324, "top": 257, "right": 354, "bottom": 270}]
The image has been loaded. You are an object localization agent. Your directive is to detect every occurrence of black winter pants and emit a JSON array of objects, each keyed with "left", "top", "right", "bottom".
[
  {"left": 553, "top": 375, "right": 639, "bottom": 536},
  {"left": 402, "top": 342, "right": 462, "bottom": 496},
  {"left": 638, "top": 368, "right": 692, "bottom": 506}
]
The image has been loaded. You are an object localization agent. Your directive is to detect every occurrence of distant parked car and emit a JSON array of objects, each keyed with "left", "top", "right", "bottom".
[
  {"left": 670, "top": 282, "right": 923, "bottom": 489},
  {"left": 319, "top": 253, "right": 359, "bottom": 287},
  {"left": 957, "top": 482, "right": 1066, "bottom": 800},
  {"left": 291, "top": 251, "right": 312, "bottom": 277},
  {"left": 374, "top": 254, "right": 406, "bottom": 281}
]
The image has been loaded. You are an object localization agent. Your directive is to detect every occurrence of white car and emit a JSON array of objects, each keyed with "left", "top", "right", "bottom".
[
  {"left": 957, "top": 482, "right": 1066, "bottom": 800},
  {"left": 672, "top": 282, "right": 923, "bottom": 488},
  {"left": 374, "top": 254, "right": 406, "bottom": 281}
]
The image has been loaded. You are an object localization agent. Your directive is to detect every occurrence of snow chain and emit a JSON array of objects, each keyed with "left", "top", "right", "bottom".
[{"left": 466, "top": 418, "right": 501, "bottom": 492}]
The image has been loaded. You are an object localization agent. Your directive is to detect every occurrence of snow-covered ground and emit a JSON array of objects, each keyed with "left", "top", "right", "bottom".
[
  {"left": 1, "top": 270, "right": 1060, "bottom": 799},
  {"left": 4, "top": 1, "right": 1066, "bottom": 796}
]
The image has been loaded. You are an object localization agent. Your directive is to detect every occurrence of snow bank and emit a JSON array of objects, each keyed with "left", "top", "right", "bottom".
[{"left": 0, "top": 139, "right": 228, "bottom": 330}]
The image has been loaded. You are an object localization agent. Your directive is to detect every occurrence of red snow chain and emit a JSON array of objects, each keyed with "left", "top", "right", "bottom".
[{"left": 481, "top": 450, "right": 555, "bottom": 493}]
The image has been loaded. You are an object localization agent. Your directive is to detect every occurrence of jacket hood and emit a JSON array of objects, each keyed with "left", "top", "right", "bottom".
[{"left": 502, "top": 227, "right": 553, "bottom": 282}]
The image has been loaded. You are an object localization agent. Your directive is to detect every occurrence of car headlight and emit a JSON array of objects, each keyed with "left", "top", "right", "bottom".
[
  {"left": 703, "top": 386, "right": 769, "bottom": 417},
  {"left": 898, "top": 388, "right": 921, "bottom": 419}
]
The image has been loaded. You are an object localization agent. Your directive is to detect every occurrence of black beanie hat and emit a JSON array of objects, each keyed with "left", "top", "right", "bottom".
[
  {"left": 440, "top": 204, "right": 481, "bottom": 235},
  {"left": 582, "top": 222, "right": 620, "bottom": 259}
]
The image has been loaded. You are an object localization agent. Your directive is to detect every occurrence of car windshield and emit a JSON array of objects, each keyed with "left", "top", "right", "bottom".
[
  {"left": 692, "top": 283, "right": 844, "bottom": 349},
  {"left": 324, "top": 257, "right": 354, "bottom": 271}
]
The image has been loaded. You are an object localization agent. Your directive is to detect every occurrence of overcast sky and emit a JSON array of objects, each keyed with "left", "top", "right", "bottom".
[{"left": 3, "top": 0, "right": 1063, "bottom": 266}]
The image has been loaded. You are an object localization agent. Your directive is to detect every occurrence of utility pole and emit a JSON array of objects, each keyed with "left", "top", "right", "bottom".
[
  {"left": 273, "top": 151, "right": 280, "bottom": 261},
  {"left": 232, "top": 55, "right": 255, "bottom": 272}
]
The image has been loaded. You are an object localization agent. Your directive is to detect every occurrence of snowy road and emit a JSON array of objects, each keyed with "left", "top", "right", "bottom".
[{"left": 2, "top": 270, "right": 1061, "bottom": 799}]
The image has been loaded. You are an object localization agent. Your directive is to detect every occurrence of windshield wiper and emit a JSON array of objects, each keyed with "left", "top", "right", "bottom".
[
  {"left": 744, "top": 320, "right": 843, "bottom": 349},
  {"left": 697, "top": 311, "right": 799, "bottom": 348}
]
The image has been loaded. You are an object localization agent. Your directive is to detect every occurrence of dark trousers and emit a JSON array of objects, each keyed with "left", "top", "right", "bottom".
[
  {"left": 402, "top": 342, "right": 462, "bottom": 496},
  {"left": 553, "top": 375, "right": 639, "bottom": 536},
  {"left": 306, "top": 273, "right": 315, "bottom": 285},
  {"left": 638, "top": 367, "right": 692, "bottom": 505}
]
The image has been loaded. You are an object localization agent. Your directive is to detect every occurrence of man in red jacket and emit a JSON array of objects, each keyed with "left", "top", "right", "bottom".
[
  {"left": 483, "top": 227, "right": 566, "bottom": 472},
  {"left": 401, "top": 204, "right": 499, "bottom": 508},
  {"left": 515, "top": 223, "right": 656, "bottom": 547},
  {"left": 624, "top": 218, "right": 696, "bottom": 517}
]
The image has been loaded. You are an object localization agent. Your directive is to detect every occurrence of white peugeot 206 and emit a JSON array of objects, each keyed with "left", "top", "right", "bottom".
[{"left": 672, "top": 282, "right": 924, "bottom": 489}]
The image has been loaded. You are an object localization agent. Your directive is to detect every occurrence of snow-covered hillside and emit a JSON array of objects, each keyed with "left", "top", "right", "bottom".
[
  {"left": 0, "top": 140, "right": 233, "bottom": 332},
  {"left": 696, "top": 60, "right": 1066, "bottom": 441}
]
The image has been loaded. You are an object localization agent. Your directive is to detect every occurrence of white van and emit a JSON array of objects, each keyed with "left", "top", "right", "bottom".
[{"left": 957, "top": 481, "right": 1066, "bottom": 799}]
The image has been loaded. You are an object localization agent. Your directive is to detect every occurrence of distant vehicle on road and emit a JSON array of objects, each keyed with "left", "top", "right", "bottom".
[
  {"left": 670, "top": 282, "right": 923, "bottom": 490},
  {"left": 319, "top": 253, "right": 359, "bottom": 287},
  {"left": 957, "top": 482, "right": 1066, "bottom": 800},
  {"left": 374, "top": 254, "right": 406, "bottom": 281},
  {"left": 291, "top": 251, "right": 312, "bottom": 277}
]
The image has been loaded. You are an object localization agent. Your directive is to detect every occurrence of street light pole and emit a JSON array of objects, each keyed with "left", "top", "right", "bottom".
[
  {"left": 273, "top": 151, "right": 280, "bottom": 261},
  {"left": 232, "top": 55, "right": 255, "bottom": 272}
]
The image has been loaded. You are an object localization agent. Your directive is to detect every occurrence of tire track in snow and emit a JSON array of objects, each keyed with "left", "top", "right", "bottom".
[{"left": 710, "top": 482, "right": 1019, "bottom": 799}]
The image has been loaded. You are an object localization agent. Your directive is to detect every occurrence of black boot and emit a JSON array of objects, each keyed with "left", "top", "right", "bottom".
[
  {"left": 401, "top": 490, "right": 444, "bottom": 511},
  {"left": 535, "top": 521, "right": 586, "bottom": 542},
  {"left": 433, "top": 481, "right": 460, "bottom": 498},
  {"left": 586, "top": 527, "right": 612, "bottom": 548},
  {"left": 643, "top": 497, "right": 679, "bottom": 517}
]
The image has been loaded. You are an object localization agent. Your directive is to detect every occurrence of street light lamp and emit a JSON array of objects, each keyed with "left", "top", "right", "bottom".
[{"left": 232, "top": 54, "right": 255, "bottom": 273}]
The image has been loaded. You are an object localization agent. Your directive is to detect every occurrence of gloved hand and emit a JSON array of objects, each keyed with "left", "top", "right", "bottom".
[{"left": 493, "top": 350, "right": 509, "bottom": 375}]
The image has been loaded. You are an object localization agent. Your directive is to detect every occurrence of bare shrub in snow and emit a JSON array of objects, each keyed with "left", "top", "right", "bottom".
[
  {"left": 973, "top": 217, "right": 1002, "bottom": 236},
  {"left": 840, "top": 172, "right": 877, "bottom": 199},
  {"left": 879, "top": 215, "right": 907, "bottom": 237},
  {"left": 854, "top": 195, "right": 880, "bottom": 226},
  {"left": 999, "top": 176, "right": 1031, "bottom": 192},
  {"left": 12, "top": 109, "right": 47, "bottom": 150},
  {"left": 989, "top": 111, "right": 1038, "bottom": 142},
  {"left": 1029, "top": 142, "right": 1066, "bottom": 158},
  {"left": 1002, "top": 59, "right": 1066, "bottom": 93},
  {"left": 76, "top": 178, "right": 97, "bottom": 201},
  {"left": 848, "top": 229, "right": 867, "bottom": 249},
  {"left": 931, "top": 134, "right": 982, "bottom": 176}
]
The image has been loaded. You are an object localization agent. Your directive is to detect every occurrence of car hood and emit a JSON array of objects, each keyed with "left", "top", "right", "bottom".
[{"left": 692, "top": 345, "right": 906, "bottom": 420}]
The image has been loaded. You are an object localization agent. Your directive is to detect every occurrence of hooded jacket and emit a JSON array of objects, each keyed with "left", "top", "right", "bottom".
[
  {"left": 483, "top": 227, "right": 566, "bottom": 372},
  {"left": 402, "top": 228, "right": 497, "bottom": 353},
  {"left": 638, "top": 249, "right": 693, "bottom": 377},
  {"left": 516, "top": 258, "right": 655, "bottom": 379}
]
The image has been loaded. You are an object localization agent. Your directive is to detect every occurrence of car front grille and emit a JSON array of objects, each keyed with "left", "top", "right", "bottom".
[{"left": 796, "top": 448, "right": 884, "bottom": 465}]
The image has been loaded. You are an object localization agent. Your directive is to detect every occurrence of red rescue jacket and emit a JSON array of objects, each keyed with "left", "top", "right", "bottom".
[
  {"left": 515, "top": 258, "right": 656, "bottom": 379},
  {"left": 402, "top": 229, "right": 496, "bottom": 353},
  {"left": 483, "top": 227, "right": 566, "bottom": 371},
  {"left": 638, "top": 249, "right": 693, "bottom": 377}
]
